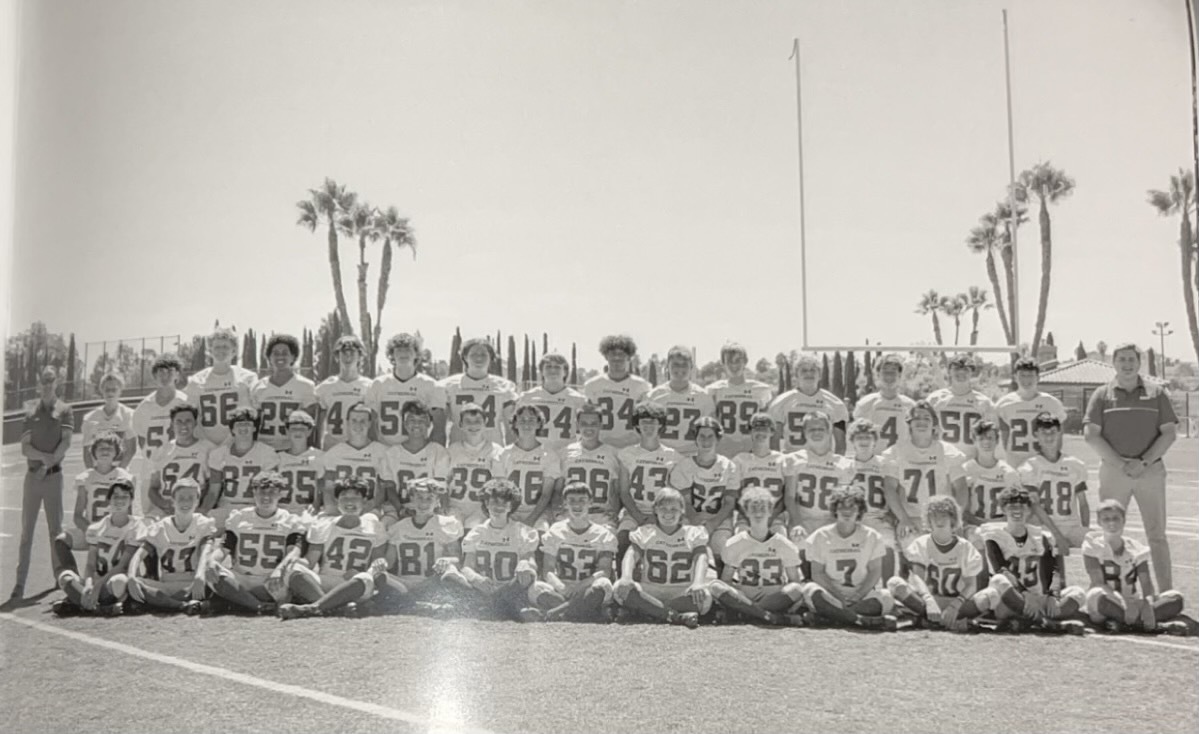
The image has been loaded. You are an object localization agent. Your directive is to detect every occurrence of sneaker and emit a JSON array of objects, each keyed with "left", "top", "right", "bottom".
[
  {"left": 858, "top": 614, "right": 898, "bottom": 632},
  {"left": 516, "top": 607, "right": 545, "bottom": 623},
  {"left": 669, "top": 612, "right": 700, "bottom": 629},
  {"left": 780, "top": 613, "right": 809, "bottom": 627},
  {"left": 97, "top": 603, "right": 124, "bottom": 617},
  {"left": 277, "top": 603, "right": 312, "bottom": 621},
  {"left": 996, "top": 618, "right": 1027, "bottom": 634},
  {"left": 948, "top": 618, "right": 982, "bottom": 634},
  {"left": 256, "top": 602, "right": 278, "bottom": 616},
  {"left": 123, "top": 599, "right": 149, "bottom": 616},
  {"left": 1159, "top": 621, "right": 1190, "bottom": 637},
  {"left": 334, "top": 602, "right": 359, "bottom": 618},
  {"left": 51, "top": 599, "right": 81, "bottom": 617},
  {"left": 1041, "top": 619, "right": 1086, "bottom": 636},
  {"left": 1103, "top": 619, "right": 1127, "bottom": 634},
  {"left": 182, "top": 600, "right": 210, "bottom": 617},
  {"left": 613, "top": 607, "right": 635, "bottom": 624}
]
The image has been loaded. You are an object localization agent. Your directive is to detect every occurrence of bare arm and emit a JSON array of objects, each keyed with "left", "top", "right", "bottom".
[
  {"left": 1083, "top": 555, "right": 1106, "bottom": 588},
  {"left": 1083, "top": 424, "right": 1125, "bottom": 465},
  {"left": 72, "top": 488, "right": 89, "bottom": 532}
]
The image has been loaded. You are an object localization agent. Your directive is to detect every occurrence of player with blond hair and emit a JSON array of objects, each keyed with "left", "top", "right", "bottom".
[
  {"left": 583, "top": 334, "right": 652, "bottom": 449},
  {"left": 887, "top": 496, "right": 985, "bottom": 631},
  {"left": 768, "top": 354, "right": 849, "bottom": 454},
  {"left": 374, "top": 478, "right": 466, "bottom": 615},
  {"left": 517, "top": 352, "right": 587, "bottom": 455},
  {"left": 706, "top": 343, "right": 774, "bottom": 458},
  {"left": 81, "top": 372, "right": 136, "bottom": 469},
  {"left": 367, "top": 332, "right": 448, "bottom": 447},
  {"left": 185, "top": 327, "right": 256, "bottom": 445}
]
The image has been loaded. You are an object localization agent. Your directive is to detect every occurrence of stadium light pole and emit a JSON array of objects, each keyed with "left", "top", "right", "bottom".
[{"left": 1153, "top": 321, "right": 1173, "bottom": 375}]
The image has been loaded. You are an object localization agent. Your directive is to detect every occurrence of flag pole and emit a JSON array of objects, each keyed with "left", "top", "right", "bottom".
[
  {"left": 1002, "top": 10, "right": 1020, "bottom": 349},
  {"left": 791, "top": 38, "right": 810, "bottom": 350}
]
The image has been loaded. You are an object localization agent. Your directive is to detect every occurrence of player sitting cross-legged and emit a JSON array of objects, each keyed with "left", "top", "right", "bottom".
[
  {"left": 278, "top": 477, "right": 389, "bottom": 619},
  {"left": 126, "top": 478, "right": 217, "bottom": 615},
  {"left": 709, "top": 486, "right": 806, "bottom": 626},
  {"left": 969, "top": 486, "right": 1086, "bottom": 634},
  {"left": 445, "top": 478, "right": 548, "bottom": 623},
  {"left": 205, "top": 471, "right": 309, "bottom": 615},
  {"left": 53, "top": 431, "right": 135, "bottom": 577},
  {"left": 534, "top": 481, "right": 618, "bottom": 623},
  {"left": 373, "top": 478, "right": 467, "bottom": 617},
  {"left": 611, "top": 487, "right": 712, "bottom": 629},
  {"left": 798, "top": 484, "right": 898, "bottom": 631},
  {"left": 887, "top": 496, "right": 986, "bottom": 632},
  {"left": 1082, "top": 499, "right": 1188, "bottom": 635},
  {"left": 53, "top": 480, "right": 144, "bottom": 617}
]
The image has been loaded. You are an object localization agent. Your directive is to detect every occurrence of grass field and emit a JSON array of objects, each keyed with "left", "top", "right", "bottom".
[{"left": 1, "top": 436, "right": 1196, "bottom": 733}]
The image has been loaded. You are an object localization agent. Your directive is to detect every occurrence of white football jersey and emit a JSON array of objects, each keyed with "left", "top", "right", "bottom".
[
  {"left": 207, "top": 442, "right": 280, "bottom": 509},
  {"left": 804, "top": 523, "right": 887, "bottom": 590},
  {"left": 515, "top": 385, "right": 588, "bottom": 455},
  {"left": 1082, "top": 533, "right": 1150, "bottom": 597},
  {"left": 441, "top": 373, "right": 518, "bottom": 446},
  {"left": 73, "top": 466, "right": 135, "bottom": 524},
  {"left": 321, "top": 440, "right": 391, "bottom": 504},
  {"left": 925, "top": 388, "right": 997, "bottom": 458},
  {"left": 994, "top": 391, "right": 1068, "bottom": 468},
  {"left": 560, "top": 441, "right": 622, "bottom": 519},
  {"left": 617, "top": 443, "right": 680, "bottom": 516},
  {"left": 314, "top": 375, "right": 371, "bottom": 448},
  {"left": 150, "top": 439, "right": 216, "bottom": 496},
  {"left": 275, "top": 448, "right": 326, "bottom": 511},
  {"left": 498, "top": 443, "right": 562, "bottom": 524},
  {"left": 785, "top": 450, "right": 854, "bottom": 530},
  {"left": 850, "top": 455, "right": 891, "bottom": 525},
  {"left": 223, "top": 507, "right": 308, "bottom": 577},
  {"left": 249, "top": 374, "right": 318, "bottom": 450},
  {"left": 880, "top": 441, "right": 967, "bottom": 525},
  {"left": 366, "top": 372, "right": 447, "bottom": 446},
  {"left": 1019, "top": 454, "right": 1088, "bottom": 529},
  {"left": 184, "top": 365, "right": 256, "bottom": 445},
  {"left": 541, "top": 520, "right": 618, "bottom": 582},
  {"left": 669, "top": 454, "right": 738, "bottom": 520},
  {"left": 962, "top": 458, "right": 1020, "bottom": 522},
  {"left": 582, "top": 373, "right": 652, "bottom": 448},
  {"left": 131, "top": 390, "right": 188, "bottom": 460},
  {"left": 723, "top": 530, "right": 801, "bottom": 590},
  {"left": 733, "top": 450, "right": 789, "bottom": 510},
  {"left": 446, "top": 440, "right": 504, "bottom": 514},
  {"left": 767, "top": 388, "right": 849, "bottom": 451},
  {"left": 85, "top": 514, "right": 146, "bottom": 576},
  {"left": 141, "top": 514, "right": 218, "bottom": 583},
  {"left": 852, "top": 392, "right": 916, "bottom": 449},
  {"left": 462, "top": 519, "right": 540, "bottom": 581},
  {"left": 629, "top": 524, "right": 709, "bottom": 588},
  {"left": 81, "top": 404, "right": 135, "bottom": 449},
  {"left": 385, "top": 442, "right": 451, "bottom": 505},
  {"left": 705, "top": 379, "right": 775, "bottom": 457},
  {"left": 978, "top": 522, "right": 1055, "bottom": 592},
  {"left": 387, "top": 514, "right": 464, "bottom": 581},
  {"left": 645, "top": 382, "right": 716, "bottom": 454},
  {"left": 903, "top": 534, "right": 984, "bottom": 598},
  {"left": 308, "top": 515, "right": 388, "bottom": 578}
]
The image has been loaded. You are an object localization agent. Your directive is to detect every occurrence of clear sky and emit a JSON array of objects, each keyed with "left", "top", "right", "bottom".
[{"left": 5, "top": 0, "right": 1194, "bottom": 371}]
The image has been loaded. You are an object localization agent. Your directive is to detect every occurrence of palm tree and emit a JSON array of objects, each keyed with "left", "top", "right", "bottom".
[
  {"left": 297, "top": 179, "right": 357, "bottom": 334},
  {"left": 993, "top": 199, "right": 1028, "bottom": 344},
  {"left": 338, "top": 200, "right": 381, "bottom": 349},
  {"left": 1148, "top": 169, "right": 1199, "bottom": 364},
  {"left": 370, "top": 206, "right": 417, "bottom": 371},
  {"left": 915, "top": 289, "right": 945, "bottom": 346},
  {"left": 942, "top": 293, "right": 968, "bottom": 346},
  {"left": 966, "top": 214, "right": 1013, "bottom": 344},
  {"left": 1015, "top": 162, "right": 1075, "bottom": 356},
  {"left": 965, "top": 286, "right": 992, "bottom": 346}
]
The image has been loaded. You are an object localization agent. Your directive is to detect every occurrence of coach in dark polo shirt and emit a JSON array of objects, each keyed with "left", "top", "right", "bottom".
[
  {"left": 11, "top": 367, "right": 74, "bottom": 600},
  {"left": 1084, "top": 343, "right": 1177, "bottom": 591}
]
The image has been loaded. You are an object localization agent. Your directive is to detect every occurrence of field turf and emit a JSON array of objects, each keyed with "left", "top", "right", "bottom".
[{"left": 1, "top": 437, "right": 1196, "bottom": 734}]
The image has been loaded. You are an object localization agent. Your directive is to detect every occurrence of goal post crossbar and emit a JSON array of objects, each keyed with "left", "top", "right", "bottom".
[{"left": 799, "top": 345, "right": 1018, "bottom": 354}]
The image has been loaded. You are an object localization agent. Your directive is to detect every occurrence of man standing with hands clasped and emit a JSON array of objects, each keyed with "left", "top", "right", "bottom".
[
  {"left": 1084, "top": 343, "right": 1178, "bottom": 591},
  {"left": 12, "top": 367, "right": 75, "bottom": 600}
]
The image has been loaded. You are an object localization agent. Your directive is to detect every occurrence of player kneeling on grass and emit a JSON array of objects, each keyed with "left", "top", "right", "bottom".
[
  {"left": 126, "top": 478, "right": 217, "bottom": 615},
  {"left": 612, "top": 488, "right": 712, "bottom": 629},
  {"left": 278, "top": 477, "right": 388, "bottom": 620},
  {"left": 709, "top": 486, "right": 805, "bottom": 626},
  {"left": 535, "top": 481, "right": 618, "bottom": 623},
  {"left": 374, "top": 478, "right": 466, "bottom": 616},
  {"left": 447, "top": 478, "right": 548, "bottom": 623},
  {"left": 205, "top": 471, "right": 309, "bottom": 615},
  {"left": 1082, "top": 499, "right": 1188, "bottom": 635},
  {"left": 54, "top": 480, "right": 144, "bottom": 617},
  {"left": 798, "top": 485, "right": 898, "bottom": 631},
  {"left": 887, "top": 496, "right": 985, "bottom": 632},
  {"left": 969, "top": 486, "right": 1086, "bottom": 634}
]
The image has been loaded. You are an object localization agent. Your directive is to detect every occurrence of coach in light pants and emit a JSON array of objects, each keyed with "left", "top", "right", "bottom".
[
  {"left": 1084, "top": 343, "right": 1177, "bottom": 591},
  {"left": 11, "top": 368, "right": 74, "bottom": 600}
]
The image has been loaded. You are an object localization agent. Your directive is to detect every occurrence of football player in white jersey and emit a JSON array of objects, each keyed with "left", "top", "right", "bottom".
[
  {"left": 368, "top": 332, "right": 448, "bottom": 447},
  {"left": 497, "top": 404, "right": 562, "bottom": 530},
  {"left": 275, "top": 411, "right": 325, "bottom": 515},
  {"left": 559, "top": 402, "right": 622, "bottom": 529},
  {"left": 1019, "top": 412, "right": 1090, "bottom": 552},
  {"left": 54, "top": 434, "right": 134, "bottom": 580},
  {"left": 517, "top": 352, "right": 587, "bottom": 455},
  {"left": 374, "top": 478, "right": 465, "bottom": 615},
  {"left": 205, "top": 471, "right": 309, "bottom": 614},
  {"left": 995, "top": 357, "right": 1068, "bottom": 469},
  {"left": 646, "top": 345, "right": 716, "bottom": 456},
  {"left": 126, "top": 478, "right": 217, "bottom": 614},
  {"left": 960, "top": 420, "right": 1021, "bottom": 529},
  {"left": 925, "top": 355, "right": 997, "bottom": 460},
  {"left": 710, "top": 486, "right": 806, "bottom": 625},
  {"left": 669, "top": 416, "right": 739, "bottom": 573},
  {"left": 798, "top": 485, "right": 898, "bottom": 631},
  {"left": 880, "top": 401, "right": 968, "bottom": 543},
  {"left": 611, "top": 488, "right": 711, "bottom": 629},
  {"left": 441, "top": 337, "right": 517, "bottom": 446},
  {"left": 451, "top": 478, "right": 548, "bottom": 623},
  {"left": 131, "top": 354, "right": 189, "bottom": 511},
  {"left": 250, "top": 334, "right": 318, "bottom": 451},
  {"left": 279, "top": 477, "right": 390, "bottom": 619},
  {"left": 81, "top": 372, "right": 136, "bottom": 468},
  {"left": 767, "top": 354, "right": 849, "bottom": 454},
  {"left": 616, "top": 402, "right": 681, "bottom": 562},
  {"left": 706, "top": 343, "right": 774, "bottom": 458},
  {"left": 784, "top": 412, "right": 854, "bottom": 538},
  {"left": 887, "top": 496, "right": 985, "bottom": 632},
  {"left": 202, "top": 407, "right": 280, "bottom": 528},
  {"left": 320, "top": 402, "right": 393, "bottom": 517},
  {"left": 535, "top": 481, "right": 618, "bottom": 623},
  {"left": 384, "top": 400, "right": 451, "bottom": 517},
  {"left": 52, "top": 479, "right": 142, "bottom": 617},
  {"left": 846, "top": 419, "right": 897, "bottom": 579},
  {"left": 314, "top": 335, "right": 372, "bottom": 449},
  {"left": 583, "top": 334, "right": 652, "bottom": 449},
  {"left": 851, "top": 354, "right": 915, "bottom": 449},
  {"left": 969, "top": 487, "right": 1085, "bottom": 634},
  {"left": 148, "top": 405, "right": 217, "bottom": 516},
  {"left": 732, "top": 413, "right": 790, "bottom": 534},
  {"left": 185, "top": 327, "right": 257, "bottom": 445},
  {"left": 1082, "top": 499, "right": 1187, "bottom": 634},
  {"left": 446, "top": 403, "right": 504, "bottom": 528}
]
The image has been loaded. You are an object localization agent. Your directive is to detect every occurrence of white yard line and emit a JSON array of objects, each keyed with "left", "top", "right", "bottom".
[
  {"left": 1087, "top": 634, "right": 1199, "bottom": 653},
  {"left": 0, "top": 613, "right": 504, "bottom": 734}
]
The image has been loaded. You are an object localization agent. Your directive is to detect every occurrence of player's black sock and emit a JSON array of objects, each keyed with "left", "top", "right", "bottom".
[
  {"left": 809, "top": 589, "right": 859, "bottom": 626},
  {"left": 288, "top": 571, "right": 325, "bottom": 603},
  {"left": 213, "top": 576, "right": 267, "bottom": 612},
  {"left": 621, "top": 587, "right": 671, "bottom": 622},
  {"left": 956, "top": 597, "right": 982, "bottom": 619},
  {"left": 136, "top": 584, "right": 188, "bottom": 611},
  {"left": 759, "top": 590, "right": 800, "bottom": 614},
  {"left": 1097, "top": 595, "right": 1125, "bottom": 622},
  {"left": 60, "top": 578, "right": 85, "bottom": 606},
  {"left": 52, "top": 536, "right": 77, "bottom": 577},
  {"left": 316, "top": 578, "right": 368, "bottom": 614},
  {"left": 1000, "top": 588, "right": 1026, "bottom": 615}
]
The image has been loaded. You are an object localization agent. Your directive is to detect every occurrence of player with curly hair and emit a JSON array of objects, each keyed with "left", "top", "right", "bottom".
[
  {"left": 583, "top": 335, "right": 652, "bottom": 449},
  {"left": 616, "top": 402, "right": 681, "bottom": 563},
  {"left": 887, "top": 496, "right": 985, "bottom": 631},
  {"left": 249, "top": 333, "right": 317, "bottom": 450},
  {"left": 367, "top": 332, "right": 448, "bottom": 447},
  {"left": 497, "top": 404, "right": 562, "bottom": 530}
]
